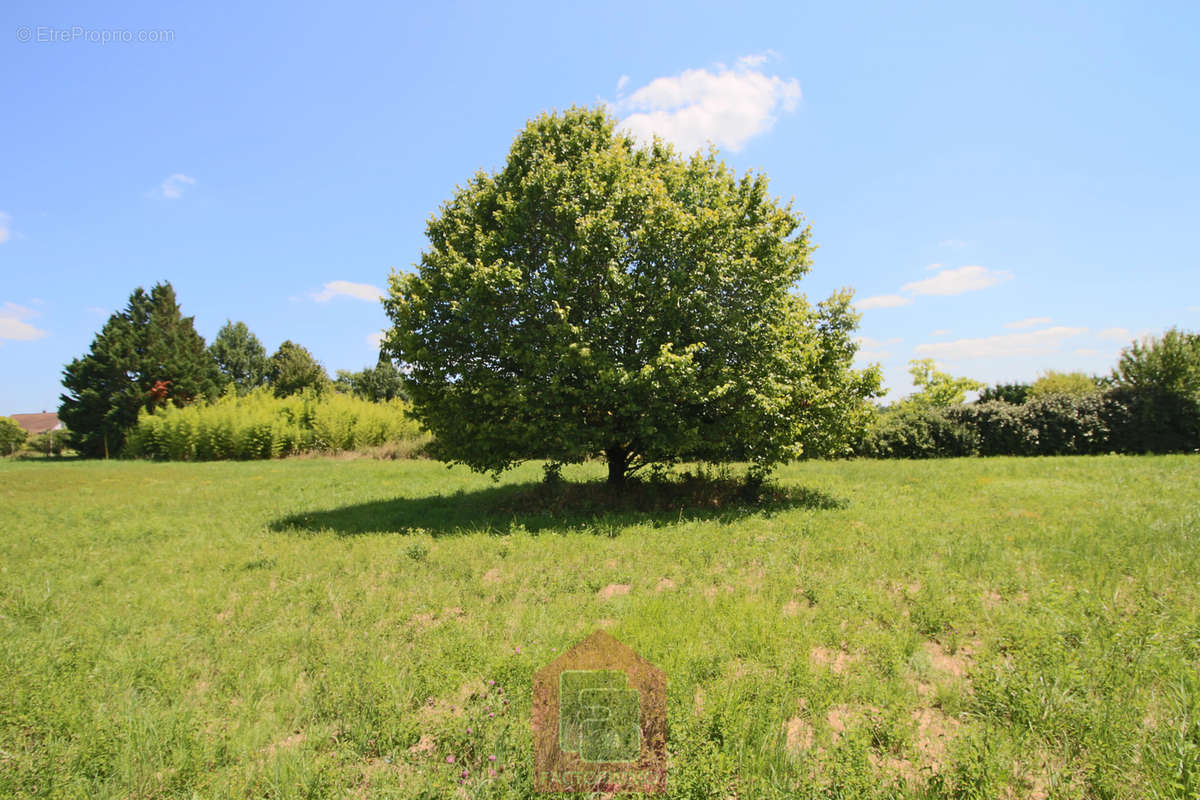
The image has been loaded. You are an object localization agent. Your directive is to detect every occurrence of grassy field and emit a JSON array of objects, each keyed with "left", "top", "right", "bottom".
[{"left": 1, "top": 455, "right": 1197, "bottom": 799}]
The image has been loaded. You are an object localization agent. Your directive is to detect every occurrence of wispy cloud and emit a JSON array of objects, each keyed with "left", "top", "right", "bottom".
[
  {"left": 915, "top": 326, "right": 1087, "bottom": 360},
  {"left": 932, "top": 329, "right": 951, "bottom": 336},
  {"left": 312, "top": 280, "right": 385, "bottom": 303},
  {"left": 1006, "top": 316, "right": 1052, "bottom": 330},
  {"left": 614, "top": 53, "right": 801, "bottom": 153},
  {"left": 0, "top": 212, "right": 10, "bottom": 244},
  {"left": 0, "top": 302, "right": 48, "bottom": 341},
  {"left": 857, "top": 294, "right": 912, "bottom": 310},
  {"left": 1096, "top": 326, "right": 1131, "bottom": 342},
  {"left": 615, "top": 74, "right": 630, "bottom": 93},
  {"left": 160, "top": 173, "right": 196, "bottom": 199},
  {"left": 367, "top": 331, "right": 385, "bottom": 349},
  {"left": 901, "top": 265, "right": 1013, "bottom": 296},
  {"left": 854, "top": 335, "right": 902, "bottom": 361}
]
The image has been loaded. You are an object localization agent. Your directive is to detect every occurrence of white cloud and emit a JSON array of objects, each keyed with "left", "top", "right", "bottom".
[
  {"left": 736, "top": 52, "right": 774, "bottom": 68},
  {"left": 615, "top": 74, "right": 630, "bottom": 93},
  {"left": 312, "top": 280, "right": 385, "bottom": 303},
  {"left": 857, "top": 294, "right": 912, "bottom": 309},
  {"left": 0, "top": 212, "right": 10, "bottom": 244},
  {"left": 1097, "top": 326, "right": 1131, "bottom": 342},
  {"left": 901, "top": 265, "right": 1012, "bottom": 296},
  {"left": 0, "top": 302, "right": 48, "bottom": 341},
  {"left": 615, "top": 55, "right": 801, "bottom": 153},
  {"left": 932, "top": 329, "right": 951, "bottom": 336},
  {"left": 160, "top": 173, "right": 196, "bottom": 199},
  {"left": 915, "top": 326, "right": 1087, "bottom": 360},
  {"left": 367, "top": 331, "right": 385, "bottom": 349},
  {"left": 1006, "top": 316, "right": 1052, "bottom": 330},
  {"left": 1074, "top": 348, "right": 1101, "bottom": 357},
  {"left": 924, "top": 262, "right": 942, "bottom": 271},
  {"left": 854, "top": 336, "right": 900, "bottom": 361}
]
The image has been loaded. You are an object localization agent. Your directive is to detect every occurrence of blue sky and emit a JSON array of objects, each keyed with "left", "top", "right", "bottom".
[{"left": 2, "top": 0, "right": 1198, "bottom": 413}]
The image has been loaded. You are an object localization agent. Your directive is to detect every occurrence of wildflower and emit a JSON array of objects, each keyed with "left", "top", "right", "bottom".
[
  {"left": 446, "top": 755, "right": 455, "bottom": 763},
  {"left": 489, "top": 755, "right": 496, "bottom": 762}
]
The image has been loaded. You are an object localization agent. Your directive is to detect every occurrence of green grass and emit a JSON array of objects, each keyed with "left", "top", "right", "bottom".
[{"left": 1, "top": 455, "right": 1197, "bottom": 798}]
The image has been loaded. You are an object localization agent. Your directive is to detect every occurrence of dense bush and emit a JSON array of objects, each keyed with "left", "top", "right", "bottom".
[
  {"left": 125, "top": 387, "right": 424, "bottom": 460},
  {"left": 0, "top": 416, "right": 27, "bottom": 456},
  {"left": 856, "top": 403, "right": 979, "bottom": 459},
  {"left": 859, "top": 388, "right": 1199, "bottom": 458},
  {"left": 976, "top": 382, "right": 1030, "bottom": 405},
  {"left": 23, "top": 429, "right": 71, "bottom": 457}
]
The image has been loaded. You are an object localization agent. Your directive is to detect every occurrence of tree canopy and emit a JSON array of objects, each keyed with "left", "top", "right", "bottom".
[
  {"left": 1113, "top": 327, "right": 1200, "bottom": 398},
  {"left": 905, "top": 358, "right": 983, "bottom": 407},
  {"left": 1028, "top": 370, "right": 1101, "bottom": 398},
  {"left": 59, "top": 282, "right": 219, "bottom": 457},
  {"left": 334, "top": 354, "right": 405, "bottom": 402},
  {"left": 267, "top": 340, "right": 330, "bottom": 397},
  {"left": 209, "top": 320, "right": 269, "bottom": 394},
  {"left": 383, "top": 106, "right": 881, "bottom": 484}
]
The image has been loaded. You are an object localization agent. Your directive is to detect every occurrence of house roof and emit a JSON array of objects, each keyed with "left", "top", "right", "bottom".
[{"left": 10, "top": 412, "right": 63, "bottom": 435}]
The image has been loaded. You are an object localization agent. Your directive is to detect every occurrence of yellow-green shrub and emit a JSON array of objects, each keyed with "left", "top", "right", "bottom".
[{"left": 125, "top": 388, "right": 423, "bottom": 460}]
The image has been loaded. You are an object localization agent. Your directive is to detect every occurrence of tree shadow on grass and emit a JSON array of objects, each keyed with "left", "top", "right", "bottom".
[{"left": 269, "top": 477, "right": 848, "bottom": 538}]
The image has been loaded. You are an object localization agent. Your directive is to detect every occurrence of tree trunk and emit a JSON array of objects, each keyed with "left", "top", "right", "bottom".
[{"left": 605, "top": 445, "right": 629, "bottom": 487}]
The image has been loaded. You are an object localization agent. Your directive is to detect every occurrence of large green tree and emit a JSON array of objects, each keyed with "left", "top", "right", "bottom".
[
  {"left": 383, "top": 106, "right": 881, "bottom": 485},
  {"left": 60, "top": 282, "right": 220, "bottom": 457},
  {"left": 267, "top": 340, "right": 330, "bottom": 397},
  {"left": 209, "top": 320, "right": 268, "bottom": 393}
]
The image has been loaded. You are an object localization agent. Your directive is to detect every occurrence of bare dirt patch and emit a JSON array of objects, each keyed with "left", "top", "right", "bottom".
[
  {"left": 702, "top": 583, "right": 735, "bottom": 600},
  {"left": 825, "top": 704, "right": 879, "bottom": 743},
  {"left": 921, "top": 638, "right": 980, "bottom": 680},
  {"left": 597, "top": 583, "right": 631, "bottom": 600},
  {"left": 810, "top": 645, "right": 859, "bottom": 675},
  {"left": 655, "top": 577, "right": 676, "bottom": 592},
  {"left": 869, "top": 752, "right": 919, "bottom": 785},
  {"left": 784, "top": 717, "right": 815, "bottom": 754},
  {"left": 408, "top": 734, "right": 435, "bottom": 755},
  {"left": 911, "top": 707, "right": 960, "bottom": 771}
]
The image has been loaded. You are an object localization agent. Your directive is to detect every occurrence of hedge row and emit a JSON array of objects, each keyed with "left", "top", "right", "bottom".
[
  {"left": 124, "top": 388, "right": 424, "bottom": 460},
  {"left": 858, "top": 388, "right": 1200, "bottom": 459}
]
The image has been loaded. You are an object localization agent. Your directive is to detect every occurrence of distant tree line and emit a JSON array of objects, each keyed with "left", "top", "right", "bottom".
[
  {"left": 58, "top": 281, "right": 403, "bottom": 458},
  {"left": 857, "top": 329, "right": 1200, "bottom": 458}
]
